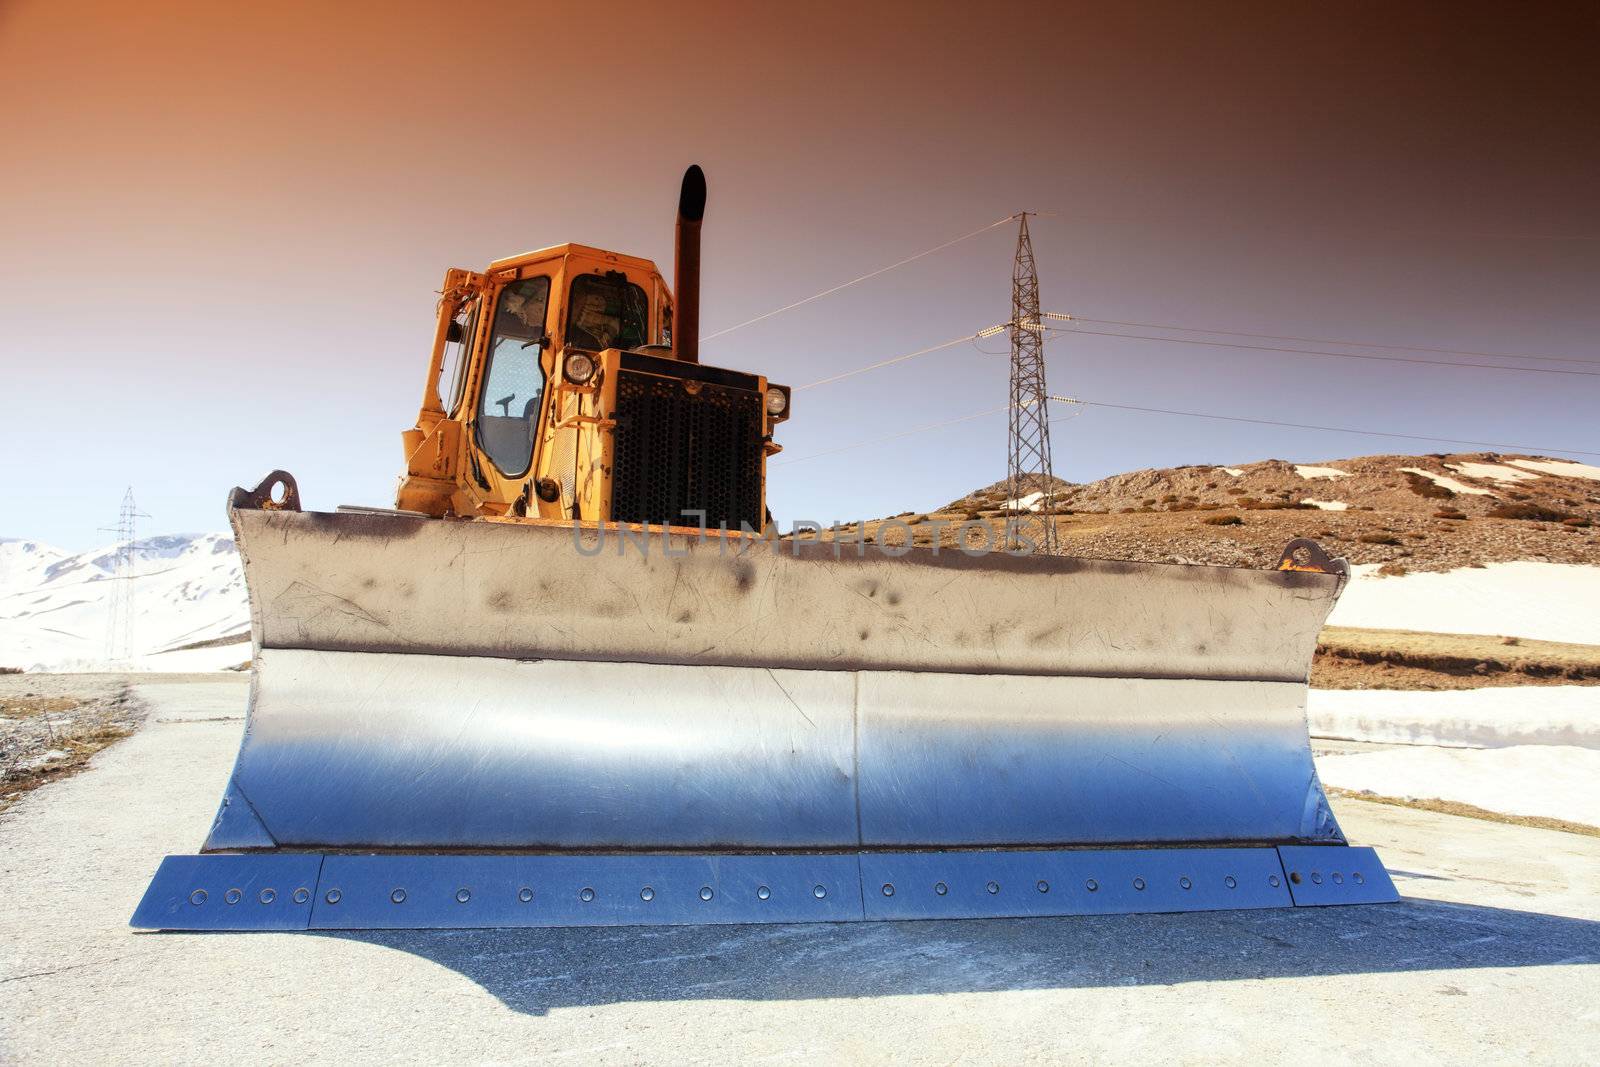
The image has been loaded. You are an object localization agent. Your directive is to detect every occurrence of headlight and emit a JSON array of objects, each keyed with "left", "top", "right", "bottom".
[
  {"left": 765, "top": 389, "right": 788, "bottom": 416},
  {"left": 564, "top": 353, "right": 596, "bottom": 384}
]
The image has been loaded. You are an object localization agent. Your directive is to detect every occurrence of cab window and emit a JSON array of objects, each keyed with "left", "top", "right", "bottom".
[
  {"left": 437, "top": 298, "right": 479, "bottom": 415},
  {"left": 566, "top": 273, "right": 648, "bottom": 351},
  {"left": 475, "top": 277, "right": 551, "bottom": 477}
]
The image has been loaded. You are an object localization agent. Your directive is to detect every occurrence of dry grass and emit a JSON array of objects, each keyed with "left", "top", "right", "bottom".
[
  {"left": 0, "top": 695, "right": 81, "bottom": 718},
  {"left": 1404, "top": 471, "right": 1455, "bottom": 500},
  {"left": 1313, "top": 625, "right": 1600, "bottom": 689},
  {"left": 1, "top": 724, "right": 134, "bottom": 810},
  {"left": 1488, "top": 502, "right": 1574, "bottom": 522},
  {"left": 0, "top": 685, "right": 144, "bottom": 814},
  {"left": 1331, "top": 788, "right": 1600, "bottom": 838}
]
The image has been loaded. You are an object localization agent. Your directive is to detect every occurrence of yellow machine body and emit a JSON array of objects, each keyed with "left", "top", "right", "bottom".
[{"left": 396, "top": 244, "right": 788, "bottom": 528}]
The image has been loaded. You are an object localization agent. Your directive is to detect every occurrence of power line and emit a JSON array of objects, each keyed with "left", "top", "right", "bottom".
[
  {"left": 773, "top": 394, "right": 1597, "bottom": 466},
  {"left": 797, "top": 332, "right": 987, "bottom": 391},
  {"left": 695, "top": 203, "right": 1597, "bottom": 361},
  {"left": 702, "top": 214, "right": 1016, "bottom": 341},
  {"left": 1048, "top": 396, "right": 1600, "bottom": 457},
  {"left": 772, "top": 406, "right": 1008, "bottom": 466},
  {"left": 1031, "top": 210, "right": 1600, "bottom": 243},
  {"left": 1067, "top": 317, "right": 1600, "bottom": 367},
  {"left": 795, "top": 311, "right": 1599, "bottom": 393},
  {"left": 1045, "top": 324, "right": 1600, "bottom": 379}
]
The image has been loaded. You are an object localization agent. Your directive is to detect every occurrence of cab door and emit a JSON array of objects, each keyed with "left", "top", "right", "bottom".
[{"left": 461, "top": 270, "right": 558, "bottom": 514}]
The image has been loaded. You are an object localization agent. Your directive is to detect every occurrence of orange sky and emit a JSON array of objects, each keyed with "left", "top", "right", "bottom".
[{"left": 3, "top": 1, "right": 1597, "bottom": 546}]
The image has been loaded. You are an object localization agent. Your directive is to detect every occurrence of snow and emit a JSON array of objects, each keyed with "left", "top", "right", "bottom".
[
  {"left": 1308, "top": 686, "right": 1600, "bottom": 750},
  {"left": 1294, "top": 465, "right": 1349, "bottom": 480},
  {"left": 0, "top": 533, "right": 248, "bottom": 672},
  {"left": 142, "top": 642, "right": 251, "bottom": 673},
  {"left": 18, "top": 748, "right": 71, "bottom": 771},
  {"left": 1301, "top": 499, "right": 1349, "bottom": 511},
  {"left": 1399, "top": 467, "right": 1494, "bottom": 496},
  {"left": 1327, "top": 561, "right": 1600, "bottom": 645},
  {"left": 0, "top": 538, "right": 71, "bottom": 588},
  {"left": 1308, "top": 550, "right": 1600, "bottom": 828},
  {"left": 1508, "top": 458, "right": 1600, "bottom": 482},
  {"left": 1221, "top": 467, "right": 1245, "bottom": 477},
  {"left": 1446, "top": 461, "right": 1538, "bottom": 484},
  {"left": 1004, "top": 490, "right": 1046, "bottom": 512},
  {"left": 1317, "top": 745, "right": 1600, "bottom": 828}
]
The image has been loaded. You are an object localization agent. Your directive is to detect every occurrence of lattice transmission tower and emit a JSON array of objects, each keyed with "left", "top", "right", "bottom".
[
  {"left": 1005, "top": 213, "right": 1059, "bottom": 554},
  {"left": 100, "top": 488, "right": 147, "bottom": 665}
]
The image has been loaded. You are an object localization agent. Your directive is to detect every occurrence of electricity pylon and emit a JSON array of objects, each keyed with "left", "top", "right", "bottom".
[
  {"left": 100, "top": 488, "right": 148, "bottom": 664},
  {"left": 1005, "top": 213, "right": 1059, "bottom": 554}
]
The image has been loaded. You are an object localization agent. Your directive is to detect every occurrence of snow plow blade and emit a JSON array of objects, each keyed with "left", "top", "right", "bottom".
[{"left": 133, "top": 476, "right": 1396, "bottom": 930}]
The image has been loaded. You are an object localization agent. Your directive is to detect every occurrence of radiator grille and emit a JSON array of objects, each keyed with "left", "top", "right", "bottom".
[{"left": 611, "top": 370, "right": 763, "bottom": 529}]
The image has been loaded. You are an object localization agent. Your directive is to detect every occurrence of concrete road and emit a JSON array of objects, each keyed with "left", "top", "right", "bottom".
[{"left": 2, "top": 678, "right": 1598, "bottom": 1065}]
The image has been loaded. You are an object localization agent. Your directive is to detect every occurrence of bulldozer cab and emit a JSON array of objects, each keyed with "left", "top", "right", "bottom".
[{"left": 399, "top": 242, "right": 789, "bottom": 531}]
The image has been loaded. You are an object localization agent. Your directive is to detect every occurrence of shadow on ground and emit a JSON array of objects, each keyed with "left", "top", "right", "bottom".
[{"left": 322, "top": 897, "right": 1600, "bottom": 1017}]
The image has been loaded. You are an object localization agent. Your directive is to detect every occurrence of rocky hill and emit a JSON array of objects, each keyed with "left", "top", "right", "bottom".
[{"left": 854, "top": 452, "right": 1600, "bottom": 571}]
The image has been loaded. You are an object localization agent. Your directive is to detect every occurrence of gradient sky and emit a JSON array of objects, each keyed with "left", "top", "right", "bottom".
[{"left": 3, "top": 1, "right": 1597, "bottom": 549}]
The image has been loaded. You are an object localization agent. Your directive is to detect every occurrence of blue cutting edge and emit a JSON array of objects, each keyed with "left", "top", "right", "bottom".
[{"left": 131, "top": 846, "right": 1397, "bottom": 931}]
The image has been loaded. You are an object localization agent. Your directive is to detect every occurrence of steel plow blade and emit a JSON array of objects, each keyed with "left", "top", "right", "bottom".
[{"left": 133, "top": 505, "right": 1398, "bottom": 930}]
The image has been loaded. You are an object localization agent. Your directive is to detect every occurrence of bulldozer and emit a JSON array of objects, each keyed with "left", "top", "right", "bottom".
[{"left": 133, "top": 167, "right": 1394, "bottom": 931}]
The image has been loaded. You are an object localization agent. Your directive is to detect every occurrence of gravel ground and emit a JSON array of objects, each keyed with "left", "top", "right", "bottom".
[{"left": 1, "top": 678, "right": 1598, "bottom": 1064}]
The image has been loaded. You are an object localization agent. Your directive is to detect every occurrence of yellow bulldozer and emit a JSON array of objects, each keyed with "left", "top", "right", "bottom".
[
  {"left": 391, "top": 166, "right": 787, "bottom": 532},
  {"left": 133, "top": 168, "right": 1394, "bottom": 931}
]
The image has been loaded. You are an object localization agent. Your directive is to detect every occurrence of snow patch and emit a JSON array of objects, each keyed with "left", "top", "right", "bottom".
[
  {"left": 1327, "top": 561, "right": 1600, "bottom": 645},
  {"left": 1295, "top": 465, "right": 1349, "bottom": 480},
  {"left": 0, "top": 532, "right": 248, "bottom": 672},
  {"left": 0, "top": 539, "right": 71, "bottom": 590},
  {"left": 1446, "top": 461, "right": 1538, "bottom": 484},
  {"left": 1509, "top": 458, "right": 1600, "bottom": 482},
  {"left": 1222, "top": 467, "right": 1245, "bottom": 477},
  {"left": 1399, "top": 467, "right": 1494, "bottom": 496},
  {"left": 1317, "top": 745, "right": 1600, "bottom": 828},
  {"left": 1003, "top": 490, "right": 1046, "bottom": 512},
  {"left": 18, "top": 748, "right": 71, "bottom": 771},
  {"left": 1301, "top": 499, "right": 1349, "bottom": 511},
  {"left": 1308, "top": 686, "right": 1600, "bottom": 750},
  {"left": 144, "top": 642, "right": 251, "bottom": 673}
]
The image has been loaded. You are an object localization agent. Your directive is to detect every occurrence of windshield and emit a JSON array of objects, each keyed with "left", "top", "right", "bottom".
[
  {"left": 475, "top": 276, "right": 551, "bottom": 476},
  {"left": 566, "top": 273, "right": 648, "bottom": 351}
]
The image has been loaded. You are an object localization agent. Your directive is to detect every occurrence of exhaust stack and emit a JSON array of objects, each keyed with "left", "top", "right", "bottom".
[{"left": 673, "top": 165, "right": 706, "bottom": 363}]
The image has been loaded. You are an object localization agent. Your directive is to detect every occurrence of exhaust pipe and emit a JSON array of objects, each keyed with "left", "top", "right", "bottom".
[{"left": 673, "top": 165, "right": 706, "bottom": 364}]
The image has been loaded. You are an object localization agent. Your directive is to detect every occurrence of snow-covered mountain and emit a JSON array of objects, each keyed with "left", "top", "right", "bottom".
[{"left": 0, "top": 533, "right": 249, "bottom": 672}]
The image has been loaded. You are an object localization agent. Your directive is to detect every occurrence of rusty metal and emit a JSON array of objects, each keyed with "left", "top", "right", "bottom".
[
  {"left": 1275, "top": 537, "right": 1349, "bottom": 577},
  {"left": 227, "top": 470, "right": 301, "bottom": 513},
  {"left": 226, "top": 507, "right": 1345, "bottom": 681}
]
